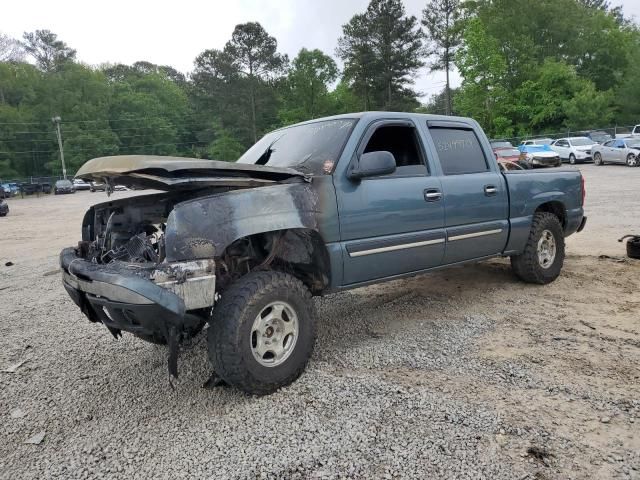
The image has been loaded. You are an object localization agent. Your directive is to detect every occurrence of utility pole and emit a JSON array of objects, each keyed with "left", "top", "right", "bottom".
[{"left": 52, "top": 116, "right": 66, "bottom": 179}]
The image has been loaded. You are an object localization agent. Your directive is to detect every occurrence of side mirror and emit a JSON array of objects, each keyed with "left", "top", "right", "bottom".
[{"left": 349, "top": 151, "right": 397, "bottom": 179}]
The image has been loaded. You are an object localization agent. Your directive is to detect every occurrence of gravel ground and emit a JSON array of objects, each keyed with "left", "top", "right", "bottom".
[{"left": 1, "top": 164, "right": 639, "bottom": 479}]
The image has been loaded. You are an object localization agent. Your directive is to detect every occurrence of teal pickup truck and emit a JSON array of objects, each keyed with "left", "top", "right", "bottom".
[{"left": 60, "top": 112, "right": 586, "bottom": 394}]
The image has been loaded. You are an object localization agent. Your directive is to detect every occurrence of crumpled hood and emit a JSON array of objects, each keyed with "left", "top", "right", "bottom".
[{"left": 75, "top": 155, "right": 305, "bottom": 191}]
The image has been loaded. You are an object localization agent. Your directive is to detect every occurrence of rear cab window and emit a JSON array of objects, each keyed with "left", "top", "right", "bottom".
[{"left": 428, "top": 125, "right": 489, "bottom": 175}]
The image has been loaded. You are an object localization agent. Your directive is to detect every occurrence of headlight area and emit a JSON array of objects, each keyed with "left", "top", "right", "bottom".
[{"left": 151, "top": 259, "right": 216, "bottom": 310}]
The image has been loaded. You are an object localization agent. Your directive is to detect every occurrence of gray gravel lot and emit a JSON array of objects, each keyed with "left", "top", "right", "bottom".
[{"left": 1, "top": 164, "right": 639, "bottom": 479}]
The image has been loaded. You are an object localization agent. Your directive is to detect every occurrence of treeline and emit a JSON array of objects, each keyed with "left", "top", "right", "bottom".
[{"left": 0, "top": 0, "right": 638, "bottom": 178}]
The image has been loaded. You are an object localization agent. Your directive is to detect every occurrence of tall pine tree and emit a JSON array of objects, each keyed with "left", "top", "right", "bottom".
[
  {"left": 337, "top": 0, "right": 423, "bottom": 111},
  {"left": 422, "top": 0, "right": 462, "bottom": 115}
]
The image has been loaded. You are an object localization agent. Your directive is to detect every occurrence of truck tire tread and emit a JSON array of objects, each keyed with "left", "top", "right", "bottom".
[
  {"left": 208, "top": 270, "right": 316, "bottom": 395},
  {"left": 511, "top": 212, "right": 565, "bottom": 285}
]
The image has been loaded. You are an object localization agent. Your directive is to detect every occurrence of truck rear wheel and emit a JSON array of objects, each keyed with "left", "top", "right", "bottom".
[
  {"left": 511, "top": 212, "right": 565, "bottom": 284},
  {"left": 208, "top": 270, "right": 316, "bottom": 395}
]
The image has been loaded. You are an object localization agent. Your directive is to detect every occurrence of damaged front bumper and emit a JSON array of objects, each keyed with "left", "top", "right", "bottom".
[{"left": 60, "top": 247, "right": 216, "bottom": 375}]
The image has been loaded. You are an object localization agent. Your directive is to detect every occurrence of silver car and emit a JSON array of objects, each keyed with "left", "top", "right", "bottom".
[{"left": 592, "top": 138, "right": 640, "bottom": 167}]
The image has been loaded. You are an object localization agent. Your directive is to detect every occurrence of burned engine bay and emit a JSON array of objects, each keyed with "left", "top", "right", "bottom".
[{"left": 81, "top": 193, "right": 173, "bottom": 266}]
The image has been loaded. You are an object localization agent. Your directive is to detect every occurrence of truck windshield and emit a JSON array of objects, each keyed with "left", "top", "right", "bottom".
[{"left": 237, "top": 119, "right": 356, "bottom": 175}]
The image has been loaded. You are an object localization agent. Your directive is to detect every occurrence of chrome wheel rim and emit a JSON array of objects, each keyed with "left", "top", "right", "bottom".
[
  {"left": 250, "top": 301, "right": 298, "bottom": 367},
  {"left": 569, "top": 155, "right": 575, "bottom": 164},
  {"left": 594, "top": 153, "right": 601, "bottom": 165},
  {"left": 537, "top": 230, "right": 557, "bottom": 269},
  {"left": 627, "top": 154, "right": 637, "bottom": 167}
]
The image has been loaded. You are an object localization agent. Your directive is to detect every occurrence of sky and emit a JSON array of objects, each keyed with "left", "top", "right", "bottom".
[{"left": 2, "top": 0, "right": 639, "bottom": 102}]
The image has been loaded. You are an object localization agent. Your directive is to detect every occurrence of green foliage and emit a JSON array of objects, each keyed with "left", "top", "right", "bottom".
[
  {"left": 454, "top": 18, "right": 510, "bottom": 136},
  {"left": 207, "top": 127, "right": 246, "bottom": 162},
  {"left": 453, "top": 0, "right": 637, "bottom": 137},
  {"left": 2, "top": 9, "right": 640, "bottom": 179},
  {"left": 337, "top": 0, "right": 423, "bottom": 111},
  {"left": 279, "top": 48, "right": 338, "bottom": 124},
  {"left": 422, "top": 0, "right": 462, "bottom": 114}
]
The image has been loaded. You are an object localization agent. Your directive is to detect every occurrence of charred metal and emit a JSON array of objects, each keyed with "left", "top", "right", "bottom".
[{"left": 61, "top": 156, "right": 332, "bottom": 377}]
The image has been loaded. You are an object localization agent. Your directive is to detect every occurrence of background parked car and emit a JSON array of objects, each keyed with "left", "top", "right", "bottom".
[
  {"left": 517, "top": 144, "right": 562, "bottom": 168},
  {"left": 54, "top": 179, "right": 75, "bottom": 194},
  {"left": 551, "top": 137, "right": 596, "bottom": 164},
  {"left": 41, "top": 182, "right": 52, "bottom": 194},
  {"left": 494, "top": 147, "right": 529, "bottom": 170},
  {"left": 73, "top": 178, "right": 91, "bottom": 191},
  {"left": 89, "top": 181, "right": 106, "bottom": 192},
  {"left": 89, "top": 181, "right": 128, "bottom": 192},
  {"left": 615, "top": 125, "right": 640, "bottom": 139},
  {"left": 592, "top": 138, "right": 640, "bottom": 167},
  {"left": 584, "top": 130, "right": 612, "bottom": 144},
  {"left": 1, "top": 183, "right": 19, "bottom": 197},
  {"left": 0, "top": 198, "right": 8, "bottom": 216},
  {"left": 520, "top": 138, "right": 554, "bottom": 146},
  {"left": 490, "top": 140, "right": 513, "bottom": 149}
]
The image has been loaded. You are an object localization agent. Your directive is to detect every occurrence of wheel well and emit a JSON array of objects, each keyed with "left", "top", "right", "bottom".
[
  {"left": 215, "top": 229, "right": 331, "bottom": 295},
  {"left": 535, "top": 201, "right": 566, "bottom": 229}
]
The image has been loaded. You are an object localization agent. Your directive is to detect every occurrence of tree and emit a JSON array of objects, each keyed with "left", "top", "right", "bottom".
[
  {"left": 417, "top": 87, "right": 459, "bottom": 115},
  {"left": 454, "top": 18, "right": 511, "bottom": 137},
  {"left": 21, "top": 30, "right": 76, "bottom": 72},
  {"left": 336, "top": 14, "right": 375, "bottom": 110},
  {"left": 422, "top": 0, "right": 462, "bottom": 115},
  {"left": 280, "top": 48, "right": 338, "bottom": 124},
  {"left": 224, "top": 22, "right": 287, "bottom": 142},
  {"left": 0, "top": 32, "right": 25, "bottom": 62},
  {"left": 337, "top": 0, "right": 423, "bottom": 111},
  {"left": 207, "top": 125, "right": 246, "bottom": 161}
]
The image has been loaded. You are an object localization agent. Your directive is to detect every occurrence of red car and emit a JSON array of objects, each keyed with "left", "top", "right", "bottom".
[{"left": 494, "top": 147, "right": 526, "bottom": 170}]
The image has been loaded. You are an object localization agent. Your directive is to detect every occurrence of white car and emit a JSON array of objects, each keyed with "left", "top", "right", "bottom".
[
  {"left": 520, "top": 138, "right": 554, "bottom": 146},
  {"left": 73, "top": 178, "right": 91, "bottom": 190},
  {"left": 616, "top": 125, "right": 640, "bottom": 139},
  {"left": 551, "top": 137, "right": 597, "bottom": 164}
]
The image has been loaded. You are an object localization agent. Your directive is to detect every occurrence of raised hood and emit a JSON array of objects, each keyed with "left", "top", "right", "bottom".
[{"left": 74, "top": 155, "right": 305, "bottom": 192}]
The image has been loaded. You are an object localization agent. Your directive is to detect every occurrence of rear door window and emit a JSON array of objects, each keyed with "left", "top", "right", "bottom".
[{"left": 429, "top": 127, "right": 488, "bottom": 175}]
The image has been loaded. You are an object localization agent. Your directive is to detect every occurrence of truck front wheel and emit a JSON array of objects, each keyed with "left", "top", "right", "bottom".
[
  {"left": 511, "top": 212, "right": 565, "bottom": 285},
  {"left": 208, "top": 270, "right": 317, "bottom": 395}
]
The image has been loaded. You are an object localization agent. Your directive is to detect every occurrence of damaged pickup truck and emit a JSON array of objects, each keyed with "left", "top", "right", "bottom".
[{"left": 61, "top": 113, "right": 586, "bottom": 395}]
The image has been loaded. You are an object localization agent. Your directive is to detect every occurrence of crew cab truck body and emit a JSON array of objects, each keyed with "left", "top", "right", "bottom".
[{"left": 61, "top": 112, "right": 586, "bottom": 395}]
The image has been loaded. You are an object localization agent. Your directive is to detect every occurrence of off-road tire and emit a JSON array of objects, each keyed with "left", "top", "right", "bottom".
[
  {"left": 627, "top": 238, "right": 640, "bottom": 259},
  {"left": 511, "top": 212, "right": 565, "bottom": 284},
  {"left": 208, "top": 270, "right": 316, "bottom": 395},
  {"left": 594, "top": 152, "right": 603, "bottom": 166},
  {"left": 569, "top": 154, "right": 577, "bottom": 165}
]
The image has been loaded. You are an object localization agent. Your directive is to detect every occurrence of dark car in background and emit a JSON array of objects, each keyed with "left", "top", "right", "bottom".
[
  {"left": 0, "top": 198, "right": 8, "bottom": 217},
  {"left": 54, "top": 179, "right": 75, "bottom": 195}
]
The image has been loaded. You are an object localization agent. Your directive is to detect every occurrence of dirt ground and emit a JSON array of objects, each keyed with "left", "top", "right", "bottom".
[{"left": 1, "top": 164, "right": 639, "bottom": 479}]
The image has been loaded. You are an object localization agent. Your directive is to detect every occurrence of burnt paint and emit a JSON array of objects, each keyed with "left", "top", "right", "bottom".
[{"left": 164, "top": 181, "right": 334, "bottom": 262}]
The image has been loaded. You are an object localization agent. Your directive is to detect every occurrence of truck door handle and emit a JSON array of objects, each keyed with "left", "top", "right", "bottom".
[
  {"left": 424, "top": 189, "right": 442, "bottom": 202},
  {"left": 484, "top": 185, "right": 497, "bottom": 196}
]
